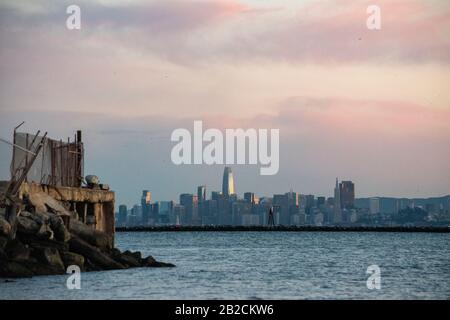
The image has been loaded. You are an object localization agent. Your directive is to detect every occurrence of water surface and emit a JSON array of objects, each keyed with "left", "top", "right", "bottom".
[{"left": 1, "top": 232, "right": 449, "bottom": 299}]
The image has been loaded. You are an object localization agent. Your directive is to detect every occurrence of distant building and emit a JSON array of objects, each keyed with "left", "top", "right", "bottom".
[
  {"left": 244, "top": 192, "right": 256, "bottom": 204},
  {"left": 201, "top": 199, "right": 218, "bottom": 225},
  {"left": 197, "top": 185, "right": 206, "bottom": 202},
  {"left": 118, "top": 204, "right": 127, "bottom": 227},
  {"left": 156, "top": 201, "right": 173, "bottom": 224},
  {"left": 222, "top": 166, "right": 235, "bottom": 197},
  {"left": 180, "top": 193, "right": 199, "bottom": 225},
  {"left": 241, "top": 213, "right": 260, "bottom": 226},
  {"left": 370, "top": 197, "right": 380, "bottom": 214},
  {"left": 141, "top": 190, "right": 151, "bottom": 225},
  {"left": 339, "top": 181, "right": 355, "bottom": 209},
  {"left": 286, "top": 191, "right": 299, "bottom": 207},
  {"left": 173, "top": 205, "right": 185, "bottom": 226},
  {"left": 304, "top": 194, "right": 315, "bottom": 214},
  {"left": 130, "top": 205, "right": 142, "bottom": 226},
  {"left": 317, "top": 196, "right": 326, "bottom": 207},
  {"left": 333, "top": 178, "right": 342, "bottom": 223},
  {"left": 273, "top": 194, "right": 289, "bottom": 225},
  {"left": 232, "top": 201, "right": 252, "bottom": 225},
  {"left": 211, "top": 191, "right": 223, "bottom": 201}
]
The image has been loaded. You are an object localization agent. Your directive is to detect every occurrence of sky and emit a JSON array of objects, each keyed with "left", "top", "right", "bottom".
[{"left": 0, "top": 0, "right": 449, "bottom": 207}]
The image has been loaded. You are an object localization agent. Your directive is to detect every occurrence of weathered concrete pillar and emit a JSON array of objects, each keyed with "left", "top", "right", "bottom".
[
  {"left": 93, "top": 203, "right": 101, "bottom": 230},
  {"left": 103, "top": 201, "right": 115, "bottom": 246}
]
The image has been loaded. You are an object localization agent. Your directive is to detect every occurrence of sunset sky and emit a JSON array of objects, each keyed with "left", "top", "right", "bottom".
[{"left": 0, "top": 0, "right": 449, "bottom": 206}]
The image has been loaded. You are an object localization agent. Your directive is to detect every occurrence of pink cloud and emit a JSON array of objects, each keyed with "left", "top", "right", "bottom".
[
  {"left": 225, "top": 0, "right": 450, "bottom": 63},
  {"left": 277, "top": 97, "right": 450, "bottom": 138}
]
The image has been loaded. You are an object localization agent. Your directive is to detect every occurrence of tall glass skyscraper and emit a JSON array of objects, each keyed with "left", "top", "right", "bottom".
[
  {"left": 222, "top": 166, "right": 235, "bottom": 197},
  {"left": 141, "top": 190, "right": 151, "bottom": 225},
  {"left": 333, "top": 178, "right": 342, "bottom": 223}
]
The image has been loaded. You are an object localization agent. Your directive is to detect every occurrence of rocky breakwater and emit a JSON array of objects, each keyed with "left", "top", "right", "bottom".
[{"left": 0, "top": 191, "right": 174, "bottom": 278}]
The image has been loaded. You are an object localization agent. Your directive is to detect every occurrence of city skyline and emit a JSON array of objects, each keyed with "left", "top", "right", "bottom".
[
  {"left": 116, "top": 166, "right": 450, "bottom": 208},
  {"left": 0, "top": 0, "right": 449, "bottom": 206},
  {"left": 116, "top": 167, "right": 449, "bottom": 228}
]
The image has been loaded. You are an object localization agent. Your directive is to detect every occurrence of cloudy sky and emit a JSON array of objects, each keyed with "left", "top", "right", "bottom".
[{"left": 0, "top": 0, "right": 449, "bottom": 206}]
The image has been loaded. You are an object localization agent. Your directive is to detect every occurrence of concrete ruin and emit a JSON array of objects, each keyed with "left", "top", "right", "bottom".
[
  {"left": 1, "top": 128, "right": 116, "bottom": 245},
  {"left": 0, "top": 127, "right": 174, "bottom": 278},
  {"left": 19, "top": 182, "right": 115, "bottom": 245}
]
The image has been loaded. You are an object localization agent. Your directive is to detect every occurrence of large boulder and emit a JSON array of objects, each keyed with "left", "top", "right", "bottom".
[
  {"left": 0, "top": 261, "right": 33, "bottom": 278},
  {"left": 115, "top": 250, "right": 141, "bottom": 268},
  {"left": 0, "top": 216, "right": 11, "bottom": 238},
  {"left": 27, "top": 192, "right": 69, "bottom": 215},
  {"left": 31, "top": 246, "right": 65, "bottom": 274},
  {"left": 69, "top": 236, "right": 124, "bottom": 270},
  {"left": 141, "top": 255, "right": 176, "bottom": 268},
  {"left": 0, "top": 248, "right": 7, "bottom": 261},
  {"left": 69, "top": 219, "right": 111, "bottom": 251},
  {"left": 17, "top": 215, "right": 40, "bottom": 235},
  {"left": 0, "top": 236, "right": 8, "bottom": 251},
  {"left": 36, "top": 223, "right": 54, "bottom": 240},
  {"left": 5, "top": 239, "right": 30, "bottom": 262},
  {"left": 60, "top": 251, "right": 85, "bottom": 270},
  {"left": 48, "top": 214, "right": 70, "bottom": 242}
]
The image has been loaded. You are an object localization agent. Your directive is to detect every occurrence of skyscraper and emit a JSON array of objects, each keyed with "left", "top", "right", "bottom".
[
  {"left": 244, "top": 192, "right": 256, "bottom": 204},
  {"left": 339, "top": 181, "right": 355, "bottom": 209},
  {"left": 118, "top": 204, "right": 127, "bottom": 227},
  {"left": 222, "top": 166, "right": 235, "bottom": 197},
  {"left": 333, "top": 178, "right": 342, "bottom": 224},
  {"left": 141, "top": 190, "right": 151, "bottom": 225},
  {"left": 197, "top": 185, "right": 206, "bottom": 202},
  {"left": 369, "top": 197, "right": 380, "bottom": 214},
  {"left": 180, "top": 193, "right": 199, "bottom": 225}
]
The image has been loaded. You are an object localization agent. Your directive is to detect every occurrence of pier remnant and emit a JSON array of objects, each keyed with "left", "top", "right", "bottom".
[{"left": 1, "top": 126, "right": 174, "bottom": 278}]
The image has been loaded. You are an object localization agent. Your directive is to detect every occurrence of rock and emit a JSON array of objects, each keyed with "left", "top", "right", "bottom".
[
  {"left": 5, "top": 239, "right": 30, "bottom": 262},
  {"left": 48, "top": 214, "right": 70, "bottom": 242},
  {"left": 115, "top": 251, "right": 141, "bottom": 268},
  {"left": 0, "top": 248, "right": 7, "bottom": 261},
  {"left": 24, "top": 211, "right": 50, "bottom": 225},
  {"left": 69, "top": 236, "right": 125, "bottom": 270},
  {"left": 0, "top": 216, "right": 11, "bottom": 238},
  {"left": 28, "top": 192, "right": 69, "bottom": 215},
  {"left": 141, "top": 255, "right": 156, "bottom": 266},
  {"left": 36, "top": 223, "right": 54, "bottom": 240},
  {"left": 0, "top": 261, "right": 33, "bottom": 278},
  {"left": 123, "top": 250, "right": 141, "bottom": 261},
  {"left": 130, "top": 251, "right": 142, "bottom": 261},
  {"left": 0, "top": 236, "right": 8, "bottom": 251},
  {"left": 60, "top": 251, "right": 85, "bottom": 270},
  {"left": 110, "top": 248, "right": 122, "bottom": 259},
  {"left": 142, "top": 255, "right": 176, "bottom": 268},
  {"left": 20, "top": 211, "right": 44, "bottom": 222},
  {"left": 84, "top": 258, "right": 101, "bottom": 272},
  {"left": 32, "top": 247, "right": 65, "bottom": 274},
  {"left": 17, "top": 215, "right": 40, "bottom": 235},
  {"left": 69, "top": 219, "right": 112, "bottom": 251},
  {"left": 21, "top": 235, "right": 69, "bottom": 253},
  {"left": 27, "top": 192, "right": 48, "bottom": 214}
]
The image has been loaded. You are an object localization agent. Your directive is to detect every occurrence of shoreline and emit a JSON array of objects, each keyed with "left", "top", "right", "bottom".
[{"left": 115, "top": 225, "right": 450, "bottom": 233}]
